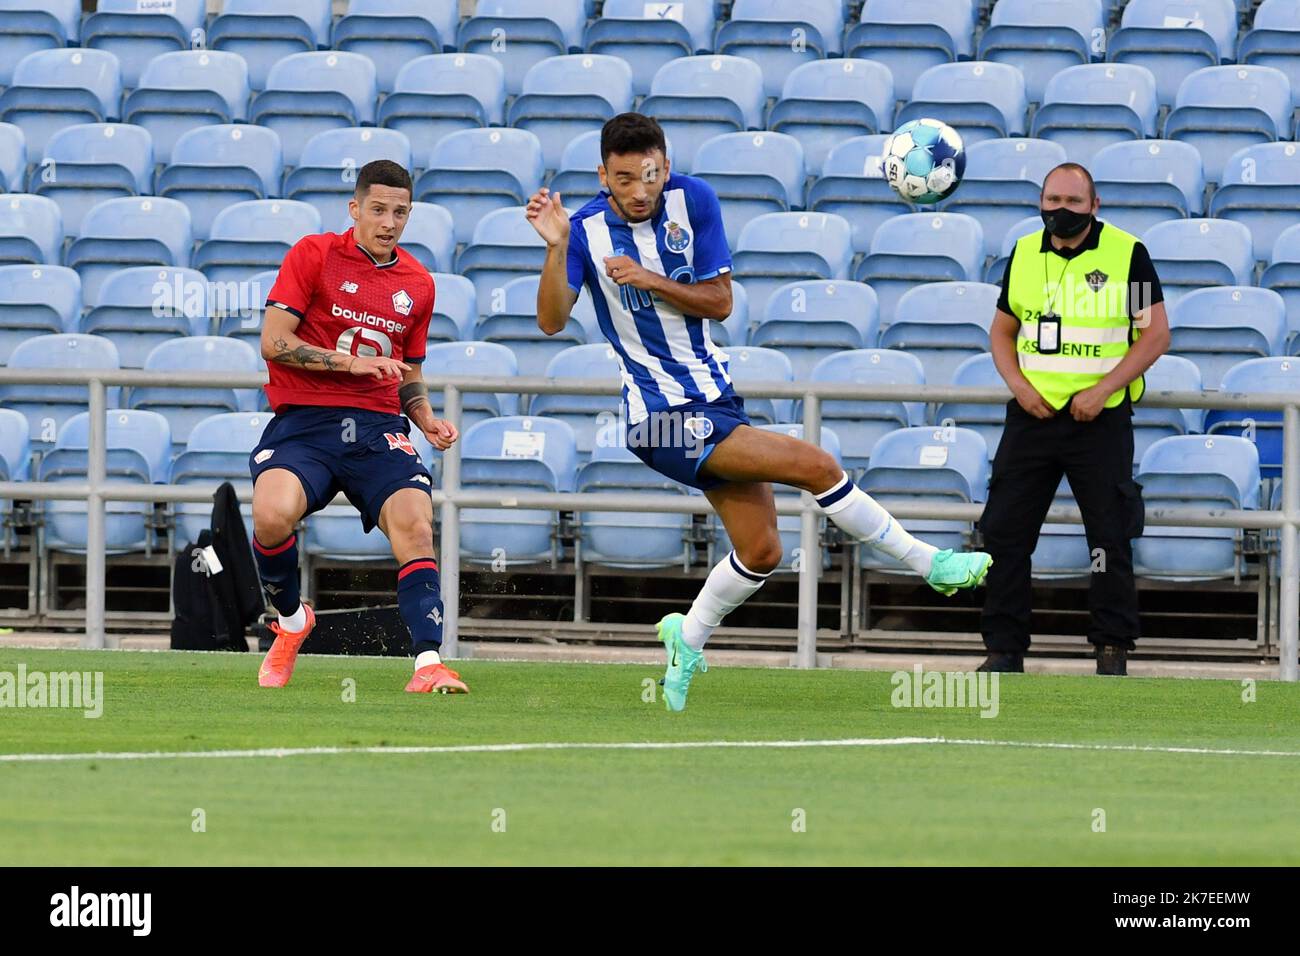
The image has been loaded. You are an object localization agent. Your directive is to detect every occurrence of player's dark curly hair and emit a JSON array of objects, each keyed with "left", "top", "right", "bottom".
[
  {"left": 355, "top": 159, "right": 412, "bottom": 197},
  {"left": 600, "top": 113, "right": 667, "bottom": 164}
]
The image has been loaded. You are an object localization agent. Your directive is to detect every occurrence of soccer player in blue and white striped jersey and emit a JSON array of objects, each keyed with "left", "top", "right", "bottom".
[{"left": 527, "top": 114, "right": 991, "bottom": 711}]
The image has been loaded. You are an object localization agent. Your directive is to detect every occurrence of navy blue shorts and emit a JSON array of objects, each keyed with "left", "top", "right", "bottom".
[
  {"left": 249, "top": 406, "right": 433, "bottom": 534},
  {"left": 625, "top": 393, "right": 751, "bottom": 491}
]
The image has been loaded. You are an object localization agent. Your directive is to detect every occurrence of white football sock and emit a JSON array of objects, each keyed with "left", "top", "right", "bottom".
[
  {"left": 814, "top": 473, "right": 939, "bottom": 575},
  {"left": 279, "top": 603, "right": 307, "bottom": 632},
  {"left": 414, "top": 649, "right": 442, "bottom": 671},
  {"left": 681, "top": 552, "right": 772, "bottom": 650}
]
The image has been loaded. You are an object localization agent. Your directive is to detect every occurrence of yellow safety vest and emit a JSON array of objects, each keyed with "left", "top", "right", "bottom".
[{"left": 1006, "top": 221, "right": 1145, "bottom": 411}]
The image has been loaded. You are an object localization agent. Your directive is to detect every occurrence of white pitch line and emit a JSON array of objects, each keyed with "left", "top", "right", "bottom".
[{"left": 1, "top": 736, "right": 1299, "bottom": 764}]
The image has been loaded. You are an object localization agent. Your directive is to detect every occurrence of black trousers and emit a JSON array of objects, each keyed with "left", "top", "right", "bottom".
[{"left": 977, "top": 397, "right": 1145, "bottom": 653}]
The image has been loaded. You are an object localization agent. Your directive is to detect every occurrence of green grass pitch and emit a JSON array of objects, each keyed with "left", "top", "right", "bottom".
[{"left": 1, "top": 648, "right": 1298, "bottom": 865}]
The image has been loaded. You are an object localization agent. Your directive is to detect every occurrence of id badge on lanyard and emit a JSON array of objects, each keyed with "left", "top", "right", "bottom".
[{"left": 1037, "top": 312, "right": 1062, "bottom": 354}]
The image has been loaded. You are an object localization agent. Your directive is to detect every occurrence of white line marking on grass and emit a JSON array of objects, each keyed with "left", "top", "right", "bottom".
[{"left": 2, "top": 736, "right": 1299, "bottom": 764}]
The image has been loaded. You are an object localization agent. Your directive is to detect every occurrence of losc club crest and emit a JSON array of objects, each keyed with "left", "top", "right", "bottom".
[
  {"left": 392, "top": 289, "right": 413, "bottom": 316},
  {"left": 663, "top": 220, "right": 691, "bottom": 253},
  {"left": 1085, "top": 269, "right": 1108, "bottom": 293}
]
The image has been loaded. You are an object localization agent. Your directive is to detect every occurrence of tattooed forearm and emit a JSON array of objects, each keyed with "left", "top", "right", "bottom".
[{"left": 270, "top": 335, "right": 351, "bottom": 372}]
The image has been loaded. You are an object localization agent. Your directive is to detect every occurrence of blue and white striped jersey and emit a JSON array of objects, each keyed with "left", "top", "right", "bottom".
[{"left": 566, "top": 173, "right": 736, "bottom": 424}]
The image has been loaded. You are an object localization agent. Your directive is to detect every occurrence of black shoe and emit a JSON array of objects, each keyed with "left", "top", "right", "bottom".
[
  {"left": 1096, "top": 644, "right": 1128, "bottom": 676},
  {"left": 977, "top": 652, "right": 1024, "bottom": 673}
]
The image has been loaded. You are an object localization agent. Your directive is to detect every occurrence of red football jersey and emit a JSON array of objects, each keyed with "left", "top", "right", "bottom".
[{"left": 263, "top": 227, "right": 434, "bottom": 415}]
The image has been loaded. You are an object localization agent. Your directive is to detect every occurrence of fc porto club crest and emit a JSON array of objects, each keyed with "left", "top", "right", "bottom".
[
  {"left": 683, "top": 416, "right": 713, "bottom": 440},
  {"left": 1085, "top": 269, "right": 1108, "bottom": 293},
  {"left": 392, "top": 289, "right": 413, "bottom": 316},
  {"left": 663, "top": 220, "right": 691, "bottom": 253}
]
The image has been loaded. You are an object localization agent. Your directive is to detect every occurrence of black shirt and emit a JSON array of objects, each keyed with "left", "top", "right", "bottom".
[{"left": 996, "top": 219, "right": 1164, "bottom": 321}]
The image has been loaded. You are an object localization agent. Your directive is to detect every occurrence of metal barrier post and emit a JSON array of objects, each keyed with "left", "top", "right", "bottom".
[
  {"left": 1280, "top": 403, "right": 1299, "bottom": 681},
  {"left": 439, "top": 384, "right": 462, "bottom": 659},
  {"left": 796, "top": 392, "right": 822, "bottom": 669},
  {"left": 84, "top": 379, "right": 107, "bottom": 649}
]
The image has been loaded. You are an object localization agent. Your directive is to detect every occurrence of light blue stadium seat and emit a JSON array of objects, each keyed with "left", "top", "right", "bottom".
[
  {"left": 41, "top": 409, "right": 172, "bottom": 553},
  {"left": 1134, "top": 353, "right": 1204, "bottom": 465},
  {"left": 0, "top": 123, "right": 27, "bottom": 193},
  {"left": 983, "top": 213, "right": 1041, "bottom": 285},
  {"left": 710, "top": 422, "right": 842, "bottom": 572},
  {"left": 806, "top": 134, "right": 908, "bottom": 255},
  {"left": 157, "top": 125, "right": 282, "bottom": 242},
  {"left": 1239, "top": 0, "right": 1300, "bottom": 103},
  {"left": 1168, "top": 286, "right": 1286, "bottom": 390},
  {"left": 1143, "top": 218, "right": 1256, "bottom": 306},
  {"left": 82, "top": 0, "right": 206, "bottom": 89},
  {"left": 0, "top": 333, "right": 121, "bottom": 452},
  {"left": 170, "top": 411, "right": 271, "bottom": 546},
  {"left": 250, "top": 52, "right": 378, "bottom": 167},
  {"left": 1109, "top": 0, "right": 1238, "bottom": 107},
  {"left": 129, "top": 336, "right": 262, "bottom": 452},
  {"left": 65, "top": 196, "right": 193, "bottom": 306},
  {"left": 458, "top": 415, "right": 578, "bottom": 564},
  {"left": 1209, "top": 142, "right": 1300, "bottom": 263},
  {"left": 332, "top": 0, "right": 458, "bottom": 93},
  {"left": 1165, "top": 66, "right": 1292, "bottom": 183},
  {"left": 768, "top": 60, "right": 894, "bottom": 175},
  {"left": 209, "top": 0, "right": 332, "bottom": 91},
  {"left": 979, "top": 0, "right": 1104, "bottom": 105},
  {"left": 415, "top": 129, "right": 545, "bottom": 246},
  {"left": 0, "top": 407, "right": 32, "bottom": 484},
  {"left": 546, "top": 129, "right": 604, "bottom": 212},
  {"left": 897, "top": 62, "right": 1029, "bottom": 147},
  {"left": 942, "top": 137, "right": 1067, "bottom": 258},
  {"left": 1204, "top": 356, "right": 1300, "bottom": 478},
  {"left": 391, "top": 202, "right": 455, "bottom": 275},
  {"left": 715, "top": 0, "right": 844, "bottom": 98},
  {"left": 855, "top": 212, "right": 985, "bottom": 323},
  {"left": 693, "top": 131, "right": 806, "bottom": 248},
  {"left": 881, "top": 281, "right": 998, "bottom": 386},
  {"left": 0, "top": 192, "right": 62, "bottom": 265},
  {"left": 426, "top": 272, "right": 477, "bottom": 346},
  {"left": 378, "top": 54, "right": 507, "bottom": 163},
  {"left": 1135, "top": 434, "right": 1259, "bottom": 579},
  {"left": 859, "top": 424, "right": 989, "bottom": 570},
  {"left": 0, "top": 263, "right": 79, "bottom": 363},
  {"left": 723, "top": 345, "right": 794, "bottom": 425},
  {"left": 641, "top": 55, "right": 766, "bottom": 173},
  {"left": 81, "top": 265, "right": 208, "bottom": 368},
  {"left": 846, "top": 0, "right": 976, "bottom": 100},
  {"left": 933, "top": 352, "right": 1008, "bottom": 458},
  {"left": 575, "top": 441, "right": 694, "bottom": 569},
  {"left": 475, "top": 274, "right": 589, "bottom": 378},
  {"left": 527, "top": 343, "right": 623, "bottom": 459},
  {"left": 800, "top": 349, "right": 927, "bottom": 472},
  {"left": 459, "top": 0, "right": 587, "bottom": 96},
  {"left": 457, "top": 205, "right": 548, "bottom": 316},
  {"left": 422, "top": 341, "right": 520, "bottom": 432},
  {"left": 733, "top": 211, "right": 852, "bottom": 320},
  {"left": 193, "top": 198, "right": 320, "bottom": 287},
  {"left": 34, "top": 123, "right": 153, "bottom": 237},
  {"left": 0, "top": 0, "right": 81, "bottom": 85},
  {"left": 1262, "top": 224, "right": 1300, "bottom": 353},
  {"left": 584, "top": 0, "right": 714, "bottom": 96},
  {"left": 750, "top": 279, "right": 879, "bottom": 381},
  {"left": 0, "top": 49, "right": 123, "bottom": 160},
  {"left": 1031, "top": 64, "right": 1160, "bottom": 165},
  {"left": 121, "top": 51, "right": 251, "bottom": 166},
  {"left": 712, "top": 278, "right": 749, "bottom": 348},
  {"left": 214, "top": 267, "right": 277, "bottom": 345},
  {"left": 284, "top": 127, "right": 413, "bottom": 226},
  {"left": 508, "top": 54, "right": 635, "bottom": 171},
  {"left": 1090, "top": 139, "right": 1204, "bottom": 237}
]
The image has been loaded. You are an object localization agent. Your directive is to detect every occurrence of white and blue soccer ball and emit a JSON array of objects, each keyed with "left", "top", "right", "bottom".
[{"left": 881, "top": 118, "right": 966, "bottom": 205}]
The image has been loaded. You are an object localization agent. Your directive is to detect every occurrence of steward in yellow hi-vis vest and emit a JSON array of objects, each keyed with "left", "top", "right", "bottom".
[
  {"left": 975, "top": 163, "right": 1171, "bottom": 678},
  {"left": 1006, "top": 221, "right": 1145, "bottom": 411}
]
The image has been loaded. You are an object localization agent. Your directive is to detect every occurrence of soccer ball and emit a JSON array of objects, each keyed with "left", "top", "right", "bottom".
[{"left": 881, "top": 118, "right": 965, "bottom": 205}]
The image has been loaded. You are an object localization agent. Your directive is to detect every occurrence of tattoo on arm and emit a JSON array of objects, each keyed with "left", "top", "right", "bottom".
[
  {"left": 399, "top": 381, "right": 430, "bottom": 416},
  {"left": 270, "top": 335, "right": 349, "bottom": 372}
]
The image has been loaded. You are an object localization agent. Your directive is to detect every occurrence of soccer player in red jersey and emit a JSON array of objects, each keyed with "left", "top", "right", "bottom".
[{"left": 248, "top": 160, "right": 468, "bottom": 694}]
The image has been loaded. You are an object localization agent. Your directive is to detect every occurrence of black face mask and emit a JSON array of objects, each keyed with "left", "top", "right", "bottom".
[{"left": 1041, "top": 206, "right": 1093, "bottom": 239}]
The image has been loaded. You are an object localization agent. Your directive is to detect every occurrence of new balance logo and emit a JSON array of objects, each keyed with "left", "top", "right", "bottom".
[
  {"left": 428, "top": 608, "right": 442, "bottom": 625},
  {"left": 339, "top": 281, "right": 358, "bottom": 294}
]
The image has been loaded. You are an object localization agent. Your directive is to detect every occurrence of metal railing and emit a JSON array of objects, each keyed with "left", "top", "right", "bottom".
[{"left": 0, "top": 368, "right": 1296, "bottom": 680}]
